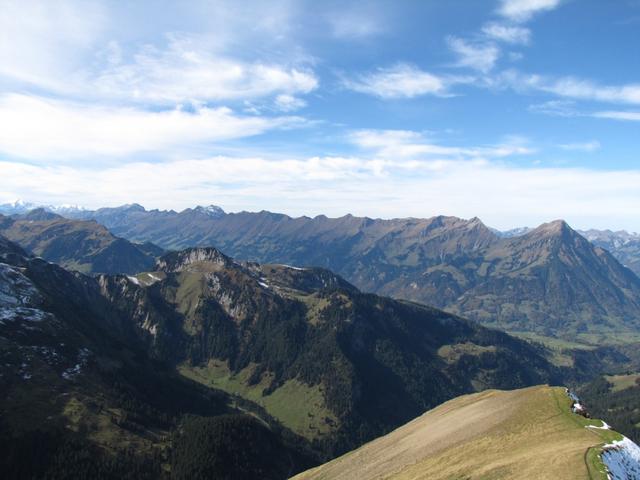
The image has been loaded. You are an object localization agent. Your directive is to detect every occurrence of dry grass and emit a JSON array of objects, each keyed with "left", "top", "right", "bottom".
[
  {"left": 605, "top": 373, "right": 640, "bottom": 392},
  {"left": 292, "top": 386, "right": 615, "bottom": 480}
]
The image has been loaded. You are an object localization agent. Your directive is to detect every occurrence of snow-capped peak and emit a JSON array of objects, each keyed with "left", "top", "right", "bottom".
[
  {"left": 0, "top": 200, "right": 87, "bottom": 216},
  {"left": 193, "top": 205, "right": 225, "bottom": 217}
]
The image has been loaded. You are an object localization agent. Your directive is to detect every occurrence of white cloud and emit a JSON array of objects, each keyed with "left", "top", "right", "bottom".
[
  {"left": 3, "top": 156, "right": 640, "bottom": 231},
  {"left": 0, "top": 0, "right": 107, "bottom": 91},
  {"left": 499, "top": 70, "right": 640, "bottom": 105},
  {"left": 558, "top": 141, "right": 601, "bottom": 152},
  {"left": 345, "top": 64, "right": 450, "bottom": 99},
  {"left": 482, "top": 22, "right": 531, "bottom": 44},
  {"left": 0, "top": 94, "right": 302, "bottom": 159},
  {"left": 447, "top": 37, "right": 500, "bottom": 73},
  {"left": 0, "top": 2, "right": 318, "bottom": 106},
  {"left": 592, "top": 111, "right": 640, "bottom": 121},
  {"left": 528, "top": 99, "right": 578, "bottom": 117},
  {"left": 93, "top": 34, "right": 318, "bottom": 104},
  {"left": 274, "top": 94, "right": 307, "bottom": 112},
  {"left": 530, "top": 101, "right": 640, "bottom": 122},
  {"left": 498, "top": 0, "right": 562, "bottom": 22},
  {"left": 349, "top": 129, "right": 535, "bottom": 159}
]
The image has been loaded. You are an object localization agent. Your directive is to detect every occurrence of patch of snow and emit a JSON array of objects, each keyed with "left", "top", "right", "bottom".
[
  {"left": 194, "top": 205, "right": 225, "bottom": 217},
  {"left": 588, "top": 420, "right": 612, "bottom": 430},
  {"left": 141, "top": 313, "right": 158, "bottom": 337},
  {"left": 127, "top": 275, "right": 140, "bottom": 285},
  {"left": 62, "top": 364, "right": 81, "bottom": 380},
  {"left": 0, "top": 306, "right": 52, "bottom": 323},
  {"left": 148, "top": 273, "right": 163, "bottom": 282},
  {"left": 61, "top": 348, "right": 91, "bottom": 380},
  {"left": 0, "top": 263, "right": 41, "bottom": 306},
  {"left": 572, "top": 402, "right": 586, "bottom": 413},
  {"left": 602, "top": 436, "right": 640, "bottom": 479},
  {"left": 281, "top": 264, "right": 306, "bottom": 271},
  {"left": 258, "top": 280, "right": 270, "bottom": 289}
]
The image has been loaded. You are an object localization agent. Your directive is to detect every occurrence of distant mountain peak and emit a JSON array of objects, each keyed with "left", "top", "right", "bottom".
[
  {"left": 530, "top": 219, "right": 572, "bottom": 236},
  {"left": 120, "top": 203, "right": 146, "bottom": 212},
  {"left": 193, "top": 205, "right": 225, "bottom": 217},
  {"left": 21, "top": 208, "right": 61, "bottom": 221}
]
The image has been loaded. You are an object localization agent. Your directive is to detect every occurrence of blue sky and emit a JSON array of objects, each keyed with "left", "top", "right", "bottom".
[{"left": 1, "top": 0, "right": 639, "bottom": 230}]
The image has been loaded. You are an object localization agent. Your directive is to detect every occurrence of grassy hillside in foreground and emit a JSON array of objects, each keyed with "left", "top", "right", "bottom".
[{"left": 292, "top": 386, "right": 622, "bottom": 480}]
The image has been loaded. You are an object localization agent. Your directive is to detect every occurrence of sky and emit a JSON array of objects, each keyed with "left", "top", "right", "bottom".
[{"left": 0, "top": 0, "right": 639, "bottom": 231}]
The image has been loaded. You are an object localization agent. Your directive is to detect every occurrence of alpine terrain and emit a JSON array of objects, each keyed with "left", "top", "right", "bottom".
[
  {"left": 54, "top": 204, "right": 640, "bottom": 342},
  {"left": 293, "top": 385, "right": 640, "bottom": 480}
]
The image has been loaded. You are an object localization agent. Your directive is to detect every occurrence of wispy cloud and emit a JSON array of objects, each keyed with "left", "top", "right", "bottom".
[
  {"left": 0, "top": 94, "right": 303, "bottom": 159},
  {"left": 497, "top": 0, "right": 562, "bottom": 23},
  {"left": 481, "top": 22, "right": 531, "bottom": 44},
  {"left": 530, "top": 101, "right": 640, "bottom": 122},
  {"left": 0, "top": 1, "right": 318, "bottom": 106},
  {"left": 349, "top": 129, "right": 535, "bottom": 159},
  {"left": 558, "top": 141, "right": 601, "bottom": 152},
  {"left": 344, "top": 64, "right": 451, "bottom": 99},
  {"left": 0, "top": 0, "right": 107, "bottom": 92},
  {"left": 447, "top": 36, "right": 500, "bottom": 73},
  {"left": 274, "top": 94, "right": 307, "bottom": 112},
  {"left": 592, "top": 111, "right": 640, "bottom": 121},
  {"left": 93, "top": 34, "right": 318, "bottom": 104},
  {"left": 499, "top": 70, "right": 640, "bottom": 105},
  {"left": 528, "top": 99, "right": 578, "bottom": 117}
]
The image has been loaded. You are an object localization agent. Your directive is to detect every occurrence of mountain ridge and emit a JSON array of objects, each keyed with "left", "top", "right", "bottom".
[
  {"left": 44, "top": 204, "right": 640, "bottom": 341},
  {"left": 293, "top": 385, "right": 637, "bottom": 480},
  {"left": 0, "top": 210, "right": 161, "bottom": 275}
]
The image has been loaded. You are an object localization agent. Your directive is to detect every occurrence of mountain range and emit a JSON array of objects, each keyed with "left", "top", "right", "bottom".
[
  {"left": 4, "top": 204, "right": 640, "bottom": 478},
  {"left": 0, "top": 232, "right": 567, "bottom": 476},
  {"left": 28, "top": 203, "right": 640, "bottom": 342},
  {"left": 579, "top": 229, "right": 640, "bottom": 277}
]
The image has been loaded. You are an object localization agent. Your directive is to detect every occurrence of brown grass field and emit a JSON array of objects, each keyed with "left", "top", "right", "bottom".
[{"left": 292, "top": 385, "right": 619, "bottom": 480}]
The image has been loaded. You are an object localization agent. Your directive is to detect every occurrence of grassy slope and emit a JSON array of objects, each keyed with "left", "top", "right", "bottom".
[
  {"left": 292, "top": 386, "right": 621, "bottom": 480},
  {"left": 178, "top": 361, "right": 337, "bottom": 439},
  {"left": 605, "top": 373, "right": 640, "bottom": 392}
]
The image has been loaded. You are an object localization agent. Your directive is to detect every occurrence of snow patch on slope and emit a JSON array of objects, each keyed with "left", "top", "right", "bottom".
[
  {"left": 0, "top": 263, "right": 53, "bottom": 325},
  {"left": 587, "top": 420, "right": 612, "bottom": 430},
  {"left": 0, "top": 263, "right": 40, "bottom": 305},
  {"left": 602, "top": 436, "right": 640, "bottom": 480}
]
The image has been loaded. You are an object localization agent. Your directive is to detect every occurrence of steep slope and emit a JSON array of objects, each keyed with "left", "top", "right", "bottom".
[
  {"left": 581, "top": 229, "right": 640, "bottom": 277},
  {"left": 98, "top": 246, "right": 561, "bottom": 457},
  {"left": 0, "top": 236, "right": 310, "bottom": 479},
  {"left": 440, "top": 221, "right": 640, "bottom": 337},
  {"left": 293, "top": 385, "right": 635, "bottom": 480},
  {"left": 0, "top": 210, "right": 160, "bottom": 274},
  {"left": 72, "top": 205, "right": 640, "bottom": 340}
]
